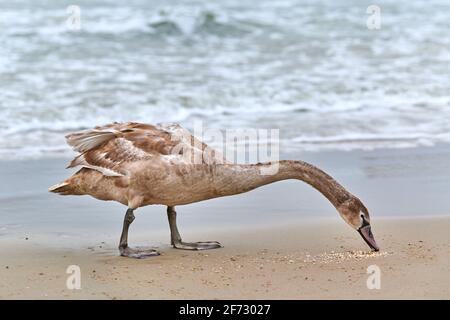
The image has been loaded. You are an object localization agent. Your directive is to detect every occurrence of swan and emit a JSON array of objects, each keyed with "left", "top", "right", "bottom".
[{"left": 49, "top": 122, "right": 379, "bottom": 258}]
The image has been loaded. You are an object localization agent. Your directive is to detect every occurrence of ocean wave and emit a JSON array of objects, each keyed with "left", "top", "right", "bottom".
[
  {"left": 1, "top": 0, "right": 450, "bottom": 159},
  {"left": 1, "top": 5, "right": 255, "bottom": 39},
  {"left": 147, "top": 8, "right": 252, "bottom": 37}
]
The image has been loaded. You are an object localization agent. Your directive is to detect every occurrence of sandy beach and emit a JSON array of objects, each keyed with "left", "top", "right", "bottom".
[
  {"left": 1, "top": 146, "right": 449, "bottom": 299},
  {"left": 0, "top": 216, "right": 448, "bottom": 299}
]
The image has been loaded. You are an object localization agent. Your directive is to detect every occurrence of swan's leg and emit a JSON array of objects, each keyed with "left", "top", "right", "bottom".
[
  {"left": 167, "top": 206, "right": 222, "bottom": 250},
  {"left": 119, "top": 208, "right": 160, "bottom": 258}
]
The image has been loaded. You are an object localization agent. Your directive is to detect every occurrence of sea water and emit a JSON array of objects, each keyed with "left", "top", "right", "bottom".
[{"left": 0, "top": 0, "right": 449, "bottom": 159}]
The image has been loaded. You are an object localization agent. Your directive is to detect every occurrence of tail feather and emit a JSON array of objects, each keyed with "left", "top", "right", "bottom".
[{"left": 48, "top": 181, "right": 73, "bottom": 195}]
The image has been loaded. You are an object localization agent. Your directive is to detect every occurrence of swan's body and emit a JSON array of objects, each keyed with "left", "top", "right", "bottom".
[{"left": 50, "top": 122, "right": 379, "bottom": 258}]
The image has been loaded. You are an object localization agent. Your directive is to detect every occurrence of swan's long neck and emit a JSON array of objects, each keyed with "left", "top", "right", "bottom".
[{"left": 212, "top": 160, "right": 352, "bottom": 209}]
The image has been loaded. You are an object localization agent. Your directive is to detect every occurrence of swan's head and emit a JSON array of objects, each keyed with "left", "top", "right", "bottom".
[{"left": 338, "top": 197, "right": 379, "bottom": 252}]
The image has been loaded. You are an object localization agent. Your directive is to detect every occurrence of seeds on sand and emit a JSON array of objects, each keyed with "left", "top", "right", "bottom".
[{"left": 303, "top": 250, "right": 390, "bottom": 264}]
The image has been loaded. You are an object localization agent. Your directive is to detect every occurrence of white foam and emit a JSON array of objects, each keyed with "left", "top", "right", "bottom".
[{"left": 1, "top": 0, "right": 450, "bottom": 159}]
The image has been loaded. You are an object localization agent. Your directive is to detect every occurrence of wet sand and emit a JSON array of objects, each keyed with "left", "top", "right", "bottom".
[{"left": 2, "top": 144, "right": 450, "bottom": 239}]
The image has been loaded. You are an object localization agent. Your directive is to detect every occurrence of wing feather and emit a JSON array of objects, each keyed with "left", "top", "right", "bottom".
[{"left": 65, "top": 122, "right": 226, "bottom": 177}]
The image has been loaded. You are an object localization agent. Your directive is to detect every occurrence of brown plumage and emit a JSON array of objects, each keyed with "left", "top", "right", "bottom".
[{"left": 49, "top": 122, "right": 379, "bottom": 258}]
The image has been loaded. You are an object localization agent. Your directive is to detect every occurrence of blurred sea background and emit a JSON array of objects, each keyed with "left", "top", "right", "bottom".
[{"left": 1, "top": 0, "right": 450, "bottom": 159}]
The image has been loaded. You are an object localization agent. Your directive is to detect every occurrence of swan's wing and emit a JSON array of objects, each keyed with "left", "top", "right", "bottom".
[
  {"left": 156, "top": 123, "right": 227, "bottom": 165},
  {"left": 65, "top": 122, "right": 225, "bottom": 176}
]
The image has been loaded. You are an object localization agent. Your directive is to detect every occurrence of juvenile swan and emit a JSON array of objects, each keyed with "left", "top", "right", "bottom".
[{"left": 49, "top": 122, "right": 379, "bottom": 258}]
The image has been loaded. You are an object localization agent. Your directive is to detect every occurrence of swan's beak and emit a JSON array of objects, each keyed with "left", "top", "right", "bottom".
[{"left": 358, "top": 225, "right": 379, "bottom": 252}]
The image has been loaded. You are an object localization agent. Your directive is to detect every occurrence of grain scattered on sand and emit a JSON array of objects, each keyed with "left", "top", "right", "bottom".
[{"left": 304, "top": 250, "right": 391, "bottom": 264}]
